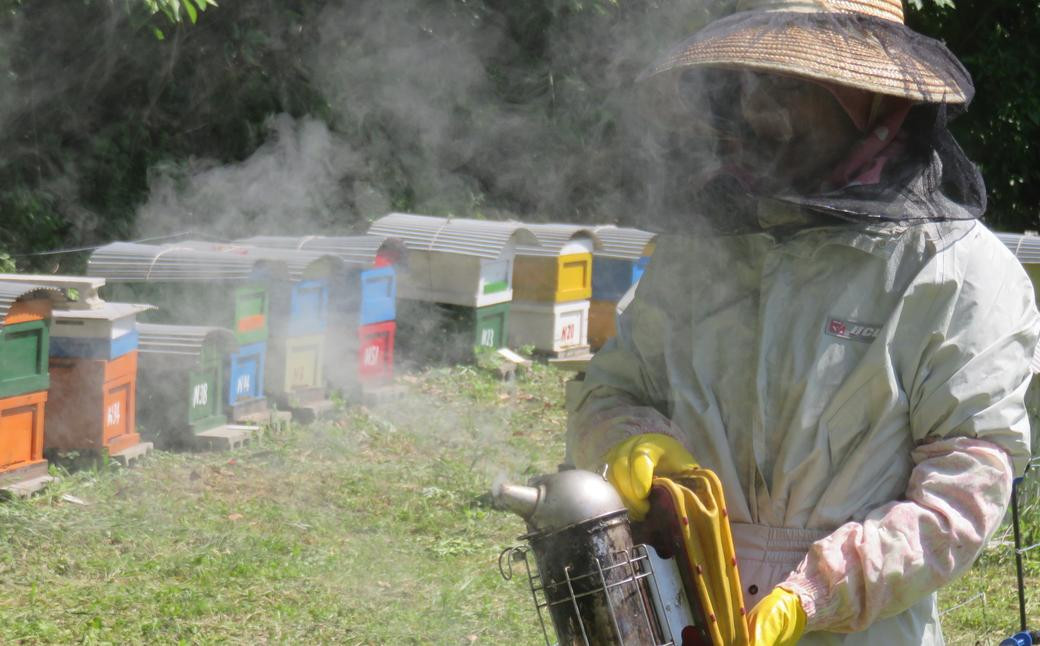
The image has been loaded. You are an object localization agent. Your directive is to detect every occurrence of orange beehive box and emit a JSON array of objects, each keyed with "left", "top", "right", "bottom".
[
  {"left": 0, "top": 390, "right": 48, "bottom": 486},
  {"left": 588, "top": 300, "right": 619, "bottom": 351},
  {"left": 45, "top": 350, "right": 140, "bottom": 457}
]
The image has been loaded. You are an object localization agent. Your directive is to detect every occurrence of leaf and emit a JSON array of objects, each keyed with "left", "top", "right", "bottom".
[
  {"left": 152, "top": 26, "right": 165, "bottom": 40},
  {"left": 180, "top": 0, "right": 196, "bottom": 23}
]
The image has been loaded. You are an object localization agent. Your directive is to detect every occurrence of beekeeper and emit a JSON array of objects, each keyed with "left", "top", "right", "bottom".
[{"left": 566, "top": 1, "right": 1040, "bottom": 644}]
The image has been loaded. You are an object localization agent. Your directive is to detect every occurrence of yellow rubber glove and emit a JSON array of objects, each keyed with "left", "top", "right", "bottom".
[
  {"left": 604, "top": 433, "right": 698, "bottom": 520},
  {"left": 747, "top": 587, "right": 807, "bottom": 646}
]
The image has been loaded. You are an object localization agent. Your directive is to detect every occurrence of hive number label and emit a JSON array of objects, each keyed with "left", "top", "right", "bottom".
[
  {"left": 236, "top": 374, "right": 251, "bottom": 395},
  {"left": 480, "top": 328, "right": 496, "bottom": 347},
  {"left": 105, "top": 401, "right": 121, "bottom": 427},
  {"left": 191, "top": 383, "right": 208, "bottom": 408},
  {"left": 363, "top": 345, "right": 380, "bottom": 367},
  {"left": 560, "top": 323, "right": 576, "bottom": 343}
]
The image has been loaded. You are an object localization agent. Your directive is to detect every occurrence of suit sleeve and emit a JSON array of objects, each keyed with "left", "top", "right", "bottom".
[{"left": 781, "top": 235, "right": 1040, "bottom": 633}]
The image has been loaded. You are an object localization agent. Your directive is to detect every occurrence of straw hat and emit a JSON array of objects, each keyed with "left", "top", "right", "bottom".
[{"left": 646, "top": 0, "right": 973, "bottom": 104}]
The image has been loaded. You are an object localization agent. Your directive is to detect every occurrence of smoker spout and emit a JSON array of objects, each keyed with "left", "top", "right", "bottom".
[
  {"left": 492, "top": 470, "right": 627, "bottom": 533},
  {"left": 493, "top": 481, "right": 541, "bottom": 520}
]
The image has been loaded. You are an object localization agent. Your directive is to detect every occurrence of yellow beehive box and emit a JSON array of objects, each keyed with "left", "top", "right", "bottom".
[{"left": 513, "top": 225, "right": 600, "bottom": 304}]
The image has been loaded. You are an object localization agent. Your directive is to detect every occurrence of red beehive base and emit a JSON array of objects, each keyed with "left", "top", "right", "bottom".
[
  {"left": 46, "top": 351, "right": 140, "bottom": 456},
  {"left": 358, "top": 321, "right": 395, "bottom": 383},
  {"left": 0, "top": 390, "right": 48, "bottom": 484}
]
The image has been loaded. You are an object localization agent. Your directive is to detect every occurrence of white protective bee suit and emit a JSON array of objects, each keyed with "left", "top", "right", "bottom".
[{"left": 567, "top": 214, "right": 1039, "bottom": 644}]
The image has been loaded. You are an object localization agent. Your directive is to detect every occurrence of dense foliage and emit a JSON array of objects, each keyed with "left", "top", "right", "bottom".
[{"left": 0, "top": 0, "right": 1035, "bottom": 272}]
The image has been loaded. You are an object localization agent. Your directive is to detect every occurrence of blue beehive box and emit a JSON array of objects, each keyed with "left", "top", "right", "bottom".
[
  {"left": 592, "top": 258, "right": 644, "bottom": 301},
  {"left": 286, "top": 279, "right": 330, "bottom": 337},
  {"left": 589, "top": 226, "right": 656, "bottom": 302},
  {"left": 50, "top": 328, "right": 141, "bottom": 360},
  {"left": 227, "top": 340, "right": 266, "bottom": 406},
  {"left": 359, "top": 265, "right": 397, "bottom": 326}
]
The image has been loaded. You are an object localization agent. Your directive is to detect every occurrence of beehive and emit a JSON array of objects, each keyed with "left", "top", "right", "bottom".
[
  {"left": 236, "top": 234, "right": 404, "bottom": 326},
  {"left": 588, "top": 300, "right": 619, "bottom": 350},
  {"left": 0, "top": 282, "right": 66, "bottom": 487},
  {"left": 227, "top": 340, "right": 267, "bottom": 416},
  {"left": 996, "top": 232, "right": 1040, "bottom": 372},
  {"left": 236, "top": 235, "right": 406, "bottom": 396},
  {"left": 512, "top": 224, "right": 601, "bottom": 304},
  {"left": 45, "top": 351, "right": 141, "bottom": 457},
  {"left": 0, "top": 275, "right": 154, "bottom": 360},
  {"left": 395, "top": 300, "right": 509, "bottom": 365},
  {"left": 0, "top": 390, "right": 48, "bottom": 487},
  {"left": 136, "top": 323, "right": 238, "bottom": 447},
  {"left": 590, "top": 226, "right": 656, "bottom": 302},
  {"left": 87, "top": 242, "right": 272, "bottom": 345},
  {"left": 358, "top": 321, "right": 396, "bottom": 384},
  {"left": 508, "top": 300, "right": 591, "bottom": 357},
  {"left": 368, "top": 213, "right": 538, "bottom": 308}
]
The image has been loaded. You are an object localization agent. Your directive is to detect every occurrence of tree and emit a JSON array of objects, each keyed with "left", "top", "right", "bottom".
[{"left": 908, "top": 0, "right": 1040, "bottom": 232}]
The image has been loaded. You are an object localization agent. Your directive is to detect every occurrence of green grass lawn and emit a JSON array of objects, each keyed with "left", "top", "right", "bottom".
[{"left": 0, "top": 362, "right": 1037, "bottom": 644}]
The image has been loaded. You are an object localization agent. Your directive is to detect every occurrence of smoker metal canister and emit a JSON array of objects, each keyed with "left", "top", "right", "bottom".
[{"left": 496, "top": 470, "right": 667, "bottom": 645}]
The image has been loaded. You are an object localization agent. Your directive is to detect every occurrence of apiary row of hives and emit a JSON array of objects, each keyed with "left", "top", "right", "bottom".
[{"left": 0, "top": 216, "right": 658, "bottom": 493}]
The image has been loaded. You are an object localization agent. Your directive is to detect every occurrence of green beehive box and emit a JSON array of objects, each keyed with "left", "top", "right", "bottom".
[
  {"left": 103, "top": 282, "right": 269, "bottom": 346},
  {"left": 187, "top": 341, "right": 228, "bottom": 433},
  {"left": 0, "top": 319, "right": 51, "bottom": 399},
  {"left": 473, "top": 302, "right": 510, "bottom": 350},
  {"left": 395, "top": 300, "right": 509, "bottom": 364},
  {"left": 136, "top": 324, "right": 236, "bottom": 446},
  {"left": 232, "top": 284, "right": 269, "bottom": 345}
]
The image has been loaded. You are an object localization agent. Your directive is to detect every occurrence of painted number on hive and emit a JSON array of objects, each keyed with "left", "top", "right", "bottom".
[
  {"left": 363, "top": 345, "right": 380, "bottom": 367},
  {"left": 237, "top": 374, "right": 251, "bottom": 395},
  {"left": 560, "top": 323, "right": 576, "bottom": 342},
  {"left": 105, "top": 401, "right": 121, "bottom": 427},
  {"left": 480, "top": 328, "right": 496, "bottom": 347},
  {"left": 192, "top": 383, "right": 209, "bottom": 408}
]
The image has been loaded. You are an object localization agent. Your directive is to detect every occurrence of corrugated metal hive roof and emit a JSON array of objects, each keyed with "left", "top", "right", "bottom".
[
  {"left": 368, "top": 213, "right": 539, "bottom": 260},
  {"left": 997, "top": 233, "right": 1040, "bottom": 265},
  {"left": 137, "top": 323, "right": 238, "bottom": 357},
  {"left": 88, "top": 242, "right": 260, "bottom": 282},
  {"left": 235, "top": 234, "right": 406, "bottom": 267},
  {"left": 0, "top": 281, "right": 68, "bottom": 326},
  {"left": 592, "top": 225, "right": 657, "bottom": 260},
  {"left": 513, "top": 222, "right": 602, "bottom": 257}
]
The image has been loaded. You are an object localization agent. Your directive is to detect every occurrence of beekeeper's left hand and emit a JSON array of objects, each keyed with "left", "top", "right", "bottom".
[{"left": 748, "top": 587, "right": 806, "bottom": 646}]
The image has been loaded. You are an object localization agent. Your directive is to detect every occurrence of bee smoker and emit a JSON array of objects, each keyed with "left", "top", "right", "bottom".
[{"left": 495, "top": 469, "right": 707, "bottom": 646}]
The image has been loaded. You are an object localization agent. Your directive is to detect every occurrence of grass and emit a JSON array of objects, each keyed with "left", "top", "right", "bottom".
[{"left": 0, "top": 361, "right": 1036, "bottom": 644}]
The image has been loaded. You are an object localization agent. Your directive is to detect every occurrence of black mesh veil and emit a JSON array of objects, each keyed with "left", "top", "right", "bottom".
[{"left": 637, "top": 10, "right": 984, "bottom": 233}]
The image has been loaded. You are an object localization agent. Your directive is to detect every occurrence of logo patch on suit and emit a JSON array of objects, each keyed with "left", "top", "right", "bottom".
[{"left": 826, "top": 318, "right": 881, "bottom": 343}]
